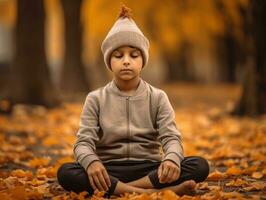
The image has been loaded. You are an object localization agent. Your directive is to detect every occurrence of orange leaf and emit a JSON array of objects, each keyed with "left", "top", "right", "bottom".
[
  {"left": 10, "top": 186, "right": 27, "bottom": 200},
  {"left": 207, "top": 170, "right": 227, "bottom": 181},
  {"left": 29, "top": 178, "right": 46, "bottom": 187},
  {"left": 226, "top": 166, "right": 242, "bottom": 176},
  {"left": 198, "top": 182, "right": 209, "bottom": 190},
  {"left": 159, "top": 190, "right": 179, "bottom": 199},
  {"left": 37, "top": 166, "right": 57, "bottom": 178},
  {"left": 11, "top": 169, "right": 33, "bottom": 179},
  {"left": 43, "top": 136, "right": 60, "bottom": 146},
  {"left": 26, "top": 188, "right": 44, "bottom": 199},
  {"left": 242, "top": 165, "right": 258, "bottom": 175},
  {"left": 251, "top": 172, "right": 264, "bottom": 179},
  {"left": 28, "top": 157, "right": 50, "bottom": 168}
]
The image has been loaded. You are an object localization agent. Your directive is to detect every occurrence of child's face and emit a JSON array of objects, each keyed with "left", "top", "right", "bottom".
[{"left": 110, "top": 46, "right": 143, "bottom": 81}]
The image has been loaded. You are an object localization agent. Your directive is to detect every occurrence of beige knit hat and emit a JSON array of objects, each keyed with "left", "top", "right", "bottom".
[{"left": 101, "top": 6, "right": 150, "bottom": 70}]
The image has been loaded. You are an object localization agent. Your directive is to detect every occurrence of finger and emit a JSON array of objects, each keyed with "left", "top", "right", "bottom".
[
  {"left": 160, "top": 166, "right": 169, "bottom": 183},
  {"left": 158, "top": 164, "right": 163, "bottom": 179},
  {"left": 173, "top": 171, "right": 180, "bottom": 182},
  {"left": 92, "top": 174, "right": 104, "bottom": 191},
  {"left": 88, "top": 175, "right": 97, "bottom": 191},
  {"left": 176, "top": 168, "right": 181, "bottom": 180},
  {"left": 94, "top": 188, "right": 99, "bottom": 195},
  {"left": 97, "top": 172, "right": 108, "bottom": 191},
  {"left": 166, "top": 168, "right": 175, "bottom": 183},
  {"left": 102, "top": 169, "right": 111, "bottom": 187}
]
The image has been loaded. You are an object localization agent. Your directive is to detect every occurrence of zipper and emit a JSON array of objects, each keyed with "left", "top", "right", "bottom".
[{"left": 126, "top": 96, "right": 130, "bottom": 159}]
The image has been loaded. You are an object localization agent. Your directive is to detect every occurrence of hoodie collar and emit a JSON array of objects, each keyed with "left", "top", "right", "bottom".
[{"left": 109, "top": 78, "right": 146, "bottom": 98}]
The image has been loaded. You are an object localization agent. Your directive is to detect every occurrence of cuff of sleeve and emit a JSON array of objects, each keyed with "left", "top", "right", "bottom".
[
  {"left": 163, "top": 153, "right": 183, "bottom": 168},
  {"left": 80, "top": 154, "right": 100, "bottom": 170}
]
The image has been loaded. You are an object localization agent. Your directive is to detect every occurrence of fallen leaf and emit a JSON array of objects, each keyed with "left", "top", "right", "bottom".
[
  {"left": 11, "top": 169, "right": 33, "bottom": 179},
  {"left": 243, "top": 181, "right": 266, "bottom": 191},
  {"left": 220, "top": 191, "right": 243, "bottom": 199},
  {"left": 28, "top": 157, "right": 50, "bottom": 168},
  {"left": 251, "top": 172, "right": 264, "bottom": 179},
  {"left": 197, "top": 182, "right": 209, "bottom": 190},
  {"left": 207, "top": 170, "right": 227, "bottom": 181},
  {"left": 159, "top": 190, "right": 179, "bottom": 200},
  {"left": 242, "top": 165, "right": 258, "bottom": 175},
  {"left": 226, "top": 166, "right": 242, "bottom": 176},
  {"left": 225, "top": 178, "right": 248, "bottom": 187}
]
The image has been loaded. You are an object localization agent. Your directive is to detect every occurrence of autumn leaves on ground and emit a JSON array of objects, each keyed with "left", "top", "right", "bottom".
[{"left": 0, "top": 84, "right": 265, "bottom": 199}]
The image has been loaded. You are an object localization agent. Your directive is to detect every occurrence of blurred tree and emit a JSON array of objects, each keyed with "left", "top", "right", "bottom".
[
  {"left": 145, "top": 1, "right": 192, "bottom": 82},
  {"left": 234, "top": 0, "right": 266, "bottom": 116},
  {"left": 214, "top": 0, "right": 238, "bottom": 82},
  {"left": 6, "top": 0, "right": 59, "bottom": 108},
  {"left": 60, "top": 0, "right": 90, "bottom": 93}
]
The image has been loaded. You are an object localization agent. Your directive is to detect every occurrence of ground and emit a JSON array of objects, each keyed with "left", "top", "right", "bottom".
[{"left": 0, "top": 83, "right": 265, "bottom": 199}]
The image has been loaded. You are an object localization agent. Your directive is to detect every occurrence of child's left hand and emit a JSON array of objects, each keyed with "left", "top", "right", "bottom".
[{"left": 158, "top": 160, "right": 180, "bottom": 184}]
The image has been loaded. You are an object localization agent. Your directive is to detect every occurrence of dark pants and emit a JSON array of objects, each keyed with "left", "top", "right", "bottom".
[{"left": 57, "top": 156, "right": 209, "bottom": 197}]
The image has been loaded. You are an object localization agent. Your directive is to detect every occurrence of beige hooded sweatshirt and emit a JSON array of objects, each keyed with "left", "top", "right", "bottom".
[{"left": 74, "top": 78, "right": 184, "bottom": 170}]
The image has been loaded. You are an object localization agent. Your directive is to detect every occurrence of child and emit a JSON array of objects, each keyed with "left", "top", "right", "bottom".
[{"left": 57, "top": 5, "right": 209, "bottom": 198}]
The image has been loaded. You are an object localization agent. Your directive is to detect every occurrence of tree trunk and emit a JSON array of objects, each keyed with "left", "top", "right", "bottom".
[
  {"left": 60, "top": 0, "right": 90, "bottom": 94},
  {"left": 162, "top": 41, "right": 192, "bottom": 82},
  {"left": 233, "top": 0, "right": 266, "bottom": 116},
  {"left": 214, "top": 0, "right": 238, "bottom": 83},
  {"left": 8, "top": 0, "right": 59, "bottom": 107}
]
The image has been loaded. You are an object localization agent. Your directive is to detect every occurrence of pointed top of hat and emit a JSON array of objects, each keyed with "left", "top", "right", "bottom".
[{"left": 117, "top": 4, "right": 133, "bottom": 19}]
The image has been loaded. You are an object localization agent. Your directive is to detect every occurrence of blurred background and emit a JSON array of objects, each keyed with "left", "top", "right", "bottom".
[{"left": 0, "top": 0, "right": 265, "bottom": 116}]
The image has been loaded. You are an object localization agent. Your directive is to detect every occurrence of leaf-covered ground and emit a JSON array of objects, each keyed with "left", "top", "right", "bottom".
[{"left": 0, "top": 83, "right": 265, "bottom": 199}]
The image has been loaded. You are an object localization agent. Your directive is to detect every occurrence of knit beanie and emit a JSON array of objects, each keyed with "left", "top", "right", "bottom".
[{"left": 101, "top": 5, "right": 150, "bottom": 70}]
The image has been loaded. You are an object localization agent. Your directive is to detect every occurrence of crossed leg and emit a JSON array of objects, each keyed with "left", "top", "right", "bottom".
[
  {"left": 114, "top": 178, "right": 196, "bottom": 196},
  {"left": 105, "top": 156, "right": 209, "bottom": 196},
  {"left": 57, "top": 156, "right": 209, "bottom": 197}
]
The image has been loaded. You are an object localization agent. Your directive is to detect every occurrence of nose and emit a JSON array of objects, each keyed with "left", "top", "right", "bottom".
[{"left": 122, "top": 55, "right": 130, "bottom": 67}]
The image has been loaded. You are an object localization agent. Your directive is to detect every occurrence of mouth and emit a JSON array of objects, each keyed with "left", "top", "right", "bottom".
[{"left": 120, "top": 69, "right": 133, "bottom": 72}]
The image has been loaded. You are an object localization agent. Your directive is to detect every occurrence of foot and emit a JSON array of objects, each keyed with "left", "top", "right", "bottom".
[{"left": 165, "top": 180, "right": 196, "bottom": 196}]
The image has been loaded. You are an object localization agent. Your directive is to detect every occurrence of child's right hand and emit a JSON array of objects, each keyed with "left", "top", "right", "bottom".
[{"left": 86, "top": 161, "right": 111, "bottom": 192}]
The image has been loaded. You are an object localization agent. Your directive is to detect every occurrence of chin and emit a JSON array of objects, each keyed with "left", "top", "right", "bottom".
[{"left": 119, "top": 75, "right": 134, "bottom": 80}]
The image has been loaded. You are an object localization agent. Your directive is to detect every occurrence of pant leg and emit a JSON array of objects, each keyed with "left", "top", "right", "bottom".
[
  {"left": 104, "top": 160, "right": 160, "bottom": 183},
  {"left": 57, "top": 162, "right": 118, "bottom": 197},
  {"left": 148, "top": 156, "right": 209, "bottom": 189}
]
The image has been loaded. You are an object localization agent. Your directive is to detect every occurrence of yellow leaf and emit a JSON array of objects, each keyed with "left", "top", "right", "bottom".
[
  {"left": 251, "top": 172, "right": 264, "bottom": 179},
  {"left": 225, "top": 178, "right": 248, "bottom": 187},
  {"left": 11, "top": 169, "right": 33, "bottom": 179},
  {"left": 220, "top": 191, "right": 243, "bottom": 199}
]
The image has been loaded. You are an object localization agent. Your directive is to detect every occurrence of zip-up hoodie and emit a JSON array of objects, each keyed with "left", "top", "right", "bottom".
[{"left": 74, "top": 78, "right": 184, "bottom": 170}]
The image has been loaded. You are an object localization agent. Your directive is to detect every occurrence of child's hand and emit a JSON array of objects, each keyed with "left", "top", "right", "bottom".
[
  {"left": 86, "top": 161, "right": 111, "bottom": 192},
  {"left": 158, "top": 160, "right": 180, "bottom": 184}
]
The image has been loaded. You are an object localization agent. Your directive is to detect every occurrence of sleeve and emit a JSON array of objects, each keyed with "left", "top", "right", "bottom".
[
  {"left": 156, "top": 91, "right": 184, "bottom": 168},
  {"left": 73, "top": 94, "right": 101, "bottom": 170}
]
